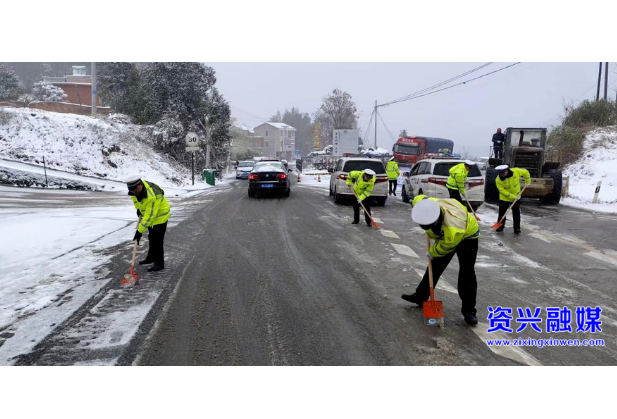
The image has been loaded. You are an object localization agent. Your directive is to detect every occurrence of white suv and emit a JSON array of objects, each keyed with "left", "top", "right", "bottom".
[
  {"left": 401, "top": 159, "right": 485, "bottom": 210},
  {"left": 329, "top": 157, "right": 389, "bottom": 205}
]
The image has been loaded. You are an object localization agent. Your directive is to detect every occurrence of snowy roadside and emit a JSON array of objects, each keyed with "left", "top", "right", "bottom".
[
  {"left": 561, "top": 127, "right": 617, "bottom": 214},
  {"left": 0, "top": 179, "right": 228, "bottom": 365}
]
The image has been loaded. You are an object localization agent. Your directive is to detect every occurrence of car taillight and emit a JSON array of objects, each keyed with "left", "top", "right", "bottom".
[
  {"left": 427, "top": 177, "right": 447, "bottom": 186},
  {"left": 276, "top": 173, "right": 287, "bottom": 179},
  {"left": 469, "top": 180, "right": 484, "bottom": 187},
  {"left": 375, "top": 176, "right": 388, "bottom": 183},
  {"left": 339, "top": 174, "right": 348, "bottom": 180},
  {"left": 248, "top": 174, "right": 259, "bottom": 180}
]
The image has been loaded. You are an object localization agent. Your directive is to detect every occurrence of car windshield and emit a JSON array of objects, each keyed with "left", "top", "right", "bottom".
[
  {"left": 433, "top": 162, "right": 482, "bottom": 177},
  {"left": 254, "top": 163, "right": 284, "bottom": 172},
  {"left": 238, "top": 162, "right": 254, "bottom": 168},
  {"left": 342, "top": 161, "right": 386, "bottom": 174}
]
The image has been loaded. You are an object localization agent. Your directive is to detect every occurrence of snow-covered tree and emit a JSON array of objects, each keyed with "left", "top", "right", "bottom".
[
  {"left": 98, "top": 62, "right": 145, "bottom": 119},
  {"left": 31, "top": 81, "right": 68, "bottom": 102},
  {"left": 141, "top": 63, "right": 231, "bottom": 175},
  {"left": 0, "top": 64, "right": 21, "bottom": 100}
]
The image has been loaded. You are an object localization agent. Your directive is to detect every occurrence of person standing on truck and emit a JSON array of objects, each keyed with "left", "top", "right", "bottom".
[
  {"left": 402, "top": 195, "right": 480, "bottom": 325},
  {"left": 494, "top": 165, "right": 531, "bottom": 235},
  {"left": 492, "top": 128, "right": 505, "bottom": 159},
  {"left": 446, "top": 160, "right": 475, "bottom": 205},
  {"left": 386, "top": 157, "right": 400, "bottom": 196},
  {"left": 346, "top": 169, "right": 376, "bottom": 227}
]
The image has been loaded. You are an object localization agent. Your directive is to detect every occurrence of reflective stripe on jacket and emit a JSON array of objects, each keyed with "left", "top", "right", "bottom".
[{"left": 386, "top": 161, "right": 400, "bottom": 180}]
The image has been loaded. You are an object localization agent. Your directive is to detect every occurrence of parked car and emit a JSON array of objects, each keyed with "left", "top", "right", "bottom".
[
  {"left": 236, "top": 160, "right": 256, "bottom": 179},
  {"left": 248, "top": 161, "right": 290, "bottom": 198},
  {"left": 329, "top": 157, "right": 389, "bottom": 205},
  {"left": 401, "top": 159, "right": 485, "bottom": 210},
  {"left": 280, "top": 159, "right": 289, "bottom": 171}
]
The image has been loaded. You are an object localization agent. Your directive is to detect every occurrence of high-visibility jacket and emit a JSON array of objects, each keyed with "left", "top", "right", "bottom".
[
  {"left": 446, "top": 163, "right": 469, "bottom": 193},
  {"left": 346, "top": 170, "right": 376, "bottom": 201},
  {"left": 412, "top": 195, "right": 479, "bottom": 258},
  {"left": 386, "top": 160, "right": 400, "bottom": 180},
  {"left": 132, "top": 180, "right": 170, "bottom": 233},
  {"left": 496, "top": 167, "right": 531, "bottom": 202}
]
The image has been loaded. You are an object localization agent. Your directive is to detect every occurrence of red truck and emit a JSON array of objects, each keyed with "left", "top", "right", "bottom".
[{"left": 392, "top": 136, "right": 455, "bottom": 165}]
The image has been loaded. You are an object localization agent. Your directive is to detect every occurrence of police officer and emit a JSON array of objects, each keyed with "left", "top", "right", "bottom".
[
  {"left": 125, "top": 175, "right": 171, "bottom": 272},
  {"left": 346, "top": 168, "right": 376, "bottom": 227},
  {"left": 494, "top": 165, "right": 531, "bottom": 234},
  {"left": 402, "top": 195, "right": 480, "bottom": 325},
  {"left": 386, "top": 157, "right": 400, "bottom": 196},
  {"left": 446, "top": 160, "right": 475, "bottom": 205}
]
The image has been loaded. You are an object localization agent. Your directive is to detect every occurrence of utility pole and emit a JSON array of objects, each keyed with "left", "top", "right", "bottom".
[
  {"left": 374, "top": 100, "right": 378, "bottom": 148},
  {"left": 604, "top": 62, "right": 609, "bottom": 100},
  {"left": 596, "top": 62, "right": 602, "bottom": 101},
  {"left": 205, "top": 116, "right": 211, "bottom": 169},
  {"left": 91, "top": 62, "right": 97, "bottom": 116}
]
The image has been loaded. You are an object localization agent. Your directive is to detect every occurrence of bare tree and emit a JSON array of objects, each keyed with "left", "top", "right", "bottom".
[{"left": 313, "top": 88, "right": 358, "bottom": 147}]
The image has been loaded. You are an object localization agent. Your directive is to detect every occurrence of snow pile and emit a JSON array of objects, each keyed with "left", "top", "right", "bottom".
[
  {"left": 562, "top": 127, "right": 617, "bottom": 214},
  {"left": 0, "top": 107, "right": 191, "bottom": 188},
  {"left": 361, "top": 147, "right": 390, "bottom": 156}
]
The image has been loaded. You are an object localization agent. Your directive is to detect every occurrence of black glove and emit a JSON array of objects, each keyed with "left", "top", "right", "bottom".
[
  {"left": 136, "top": 209, "right": 141, "bottom": 217},
  {"left": 133, "top": 231, "right": 142, "bottom": 245}
]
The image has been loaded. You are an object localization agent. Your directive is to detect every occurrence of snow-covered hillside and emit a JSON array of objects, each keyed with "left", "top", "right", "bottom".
[
  {"left": 0, "top": 107, "right": 191, "bottom": 188},
  {"left": 562, "top": 126, "right": 617, "bottom": 214}
]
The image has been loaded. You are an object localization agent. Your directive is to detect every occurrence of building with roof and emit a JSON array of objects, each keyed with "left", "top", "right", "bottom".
[
  {"left": 252, "top": 122, "right": 296, "bottom": 160},
  {"left": 43, "top": 66, "right": 102, "bottom": 107}
]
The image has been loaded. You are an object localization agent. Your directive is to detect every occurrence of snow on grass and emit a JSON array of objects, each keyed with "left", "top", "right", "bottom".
[
  {"left": 562, "top": 127, "right": 617, "bottom": 214},
  {"left": 297, "top": 173, "right": 331, "bottom": 190},
  {"left": 0, "top": 107, "right": 190, "bottom": 188}
]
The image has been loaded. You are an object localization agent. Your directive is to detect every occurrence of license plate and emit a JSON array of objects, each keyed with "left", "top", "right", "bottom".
[{"left": 261, "top": 184, "right": 274, "bottom": 188}]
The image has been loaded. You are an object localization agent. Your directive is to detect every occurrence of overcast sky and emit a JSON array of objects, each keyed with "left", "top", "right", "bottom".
[{"left": 209, "top": 62, "right": 616, "bottom": 158}]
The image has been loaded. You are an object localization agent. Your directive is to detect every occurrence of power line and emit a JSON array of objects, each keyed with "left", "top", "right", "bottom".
[
  {"left": 377, "top": 111, "right": 396, "bottom": 141},
  {"left": 380, "top": 63, "right": 493, "bottom": 107},
  {"left": 380, "top": 62, "right": 521, "bottom": 108},
  {"left": 362, "top": 109, "right": 375, "bottom": 142}
]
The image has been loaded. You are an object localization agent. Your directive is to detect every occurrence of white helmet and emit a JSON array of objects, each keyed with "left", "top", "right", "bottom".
[
  {"left": 364, "top": 169, "right": 376, "bottom": 176},
  {"left": 495, "top": 164, "right": 509, "bottom": 172},
  {"left": 464, "top": 160, "right": 475, "bottom": 166},
  {"left": 411, "top": 199, "right": 441, "bottom": 226}
]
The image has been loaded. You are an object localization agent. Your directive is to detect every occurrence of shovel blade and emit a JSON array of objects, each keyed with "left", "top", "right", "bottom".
[
  {"left": 490, "top": 220, "right": 504, "bottom": 230},
  {"left": 121, "top": 272, "right": 139, "bottom": 286},
  {"left": 423, "top": 300, "right": 444, "bottom": 326},
  {"left": 371, "top": 220, "right": 382, "bottom": 229}
]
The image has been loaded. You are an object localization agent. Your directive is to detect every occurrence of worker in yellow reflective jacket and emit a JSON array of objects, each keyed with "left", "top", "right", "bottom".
[
  {"left": 346, "top": 169, "right": 376, "bottom": 227},
  {"left": 402, "top": 195, "right": 480, "bottom": 325},
  {"left": 386, "top": 157, "right": 400, "bottom": 196},
  {"left": 445, "top": 160, "right": 475, "bottom": 205},
  {"left": 494, "top": 165, "right": 531, "bottom": 235},
  {"left": 125, "top": 175, "right": 171, "bottom": 272}
]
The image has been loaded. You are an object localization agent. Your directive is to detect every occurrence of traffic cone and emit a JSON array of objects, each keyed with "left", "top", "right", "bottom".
[
  {"left": 317, "top": 174, "right": 321, "bottom": 182},
  {"left": 297, "top": 173, "right": 301, "bottom": 183}
]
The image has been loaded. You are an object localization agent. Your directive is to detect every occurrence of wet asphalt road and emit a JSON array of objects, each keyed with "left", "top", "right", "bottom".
[{"left": 138, "top": 178, "right": 617, "bottom": 366}]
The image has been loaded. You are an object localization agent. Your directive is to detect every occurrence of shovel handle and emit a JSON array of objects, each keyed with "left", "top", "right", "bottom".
[
  {"left": 426, "top": 235, "right": 435, "bottom": 302},
  {"left": 349, "top": 184, "right": 380, "bottom": 227},
  {"left": 496, "top": 184, "right": 528, "bottom": 225}
]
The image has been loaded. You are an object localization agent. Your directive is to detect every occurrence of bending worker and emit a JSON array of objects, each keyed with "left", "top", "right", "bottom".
[
  {"left": 386, "top": 157, "right": 400, "bottom": 196},
  {"left": 446, "top": 160, "right": 475, "bottom": 205},
  {"left": 494, "top": 165, "right": 531, "bottom": 235},
  {"left": 346, "top": 169, "right": 376, "bottom": 227}
]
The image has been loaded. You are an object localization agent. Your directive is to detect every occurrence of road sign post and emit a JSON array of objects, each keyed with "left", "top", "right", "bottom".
[{"left": 185, "top": 132, "right": 201, "bottom": 185}]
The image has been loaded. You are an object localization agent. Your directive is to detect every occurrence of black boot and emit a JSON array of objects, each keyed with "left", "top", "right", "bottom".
[
  {"left": 514, "top": 229, "right": 521, "bottom": 235},
  {"left": 139, "top": 259, "right": 154, "bottom": 265},
  {"left": 148, "top": 264, "right": 164, "bottom": 272},
  {"left": 495, "top": 227, "right": 504, "bottom": 232},
  {"left": 463, "top": 313, "right": 478, "bottom": 325},
  {"left": 352, "top": 220, "right": 359, "bottom": 224},
  {"left": 401, "top": 293, "right": 424, "bottom": 306}
]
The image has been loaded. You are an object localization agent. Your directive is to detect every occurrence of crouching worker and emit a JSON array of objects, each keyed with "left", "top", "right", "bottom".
[{"left": 346, "top": 169, "right": 376, "bottom": 227}]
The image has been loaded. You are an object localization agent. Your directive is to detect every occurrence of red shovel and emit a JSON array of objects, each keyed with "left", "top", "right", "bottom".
[
  {"left": 491, "top": 185, "right": 527, "bottom": 230},
  {"left": 424, "top": 235, "right": 444, "bottom": 326},
  {"left": 121, "top": 217, "right": 141, "bottom": 286}
]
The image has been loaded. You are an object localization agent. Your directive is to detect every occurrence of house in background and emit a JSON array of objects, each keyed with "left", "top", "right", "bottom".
[
  {"left": 43, "top": 66, "right": 102, "bottom": 107},
  {"left": 252, "top": 122, "right": 296, "bottom": 160}
]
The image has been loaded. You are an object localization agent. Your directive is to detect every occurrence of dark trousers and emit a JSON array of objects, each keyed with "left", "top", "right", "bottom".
[
  {"left": 415, "top": 238, "right": 478, "bottom": 315},
  {"left": 493, "top": 146, "right": 503, "bottom": 159},
  {"left": 352, "top": 199, "right": 372, "bottom": 225},
  {"left": 448, "top": 188, "right": 464, "bottom": 206},
  {"left": 498, "top": 200, "right": 520, "bottom": 230},
  {"left": 146, "top": 221, "right": 167, "bottom": 267},
  {"left": 389, "top": 180, "right": 397, "bottom": 195}
]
